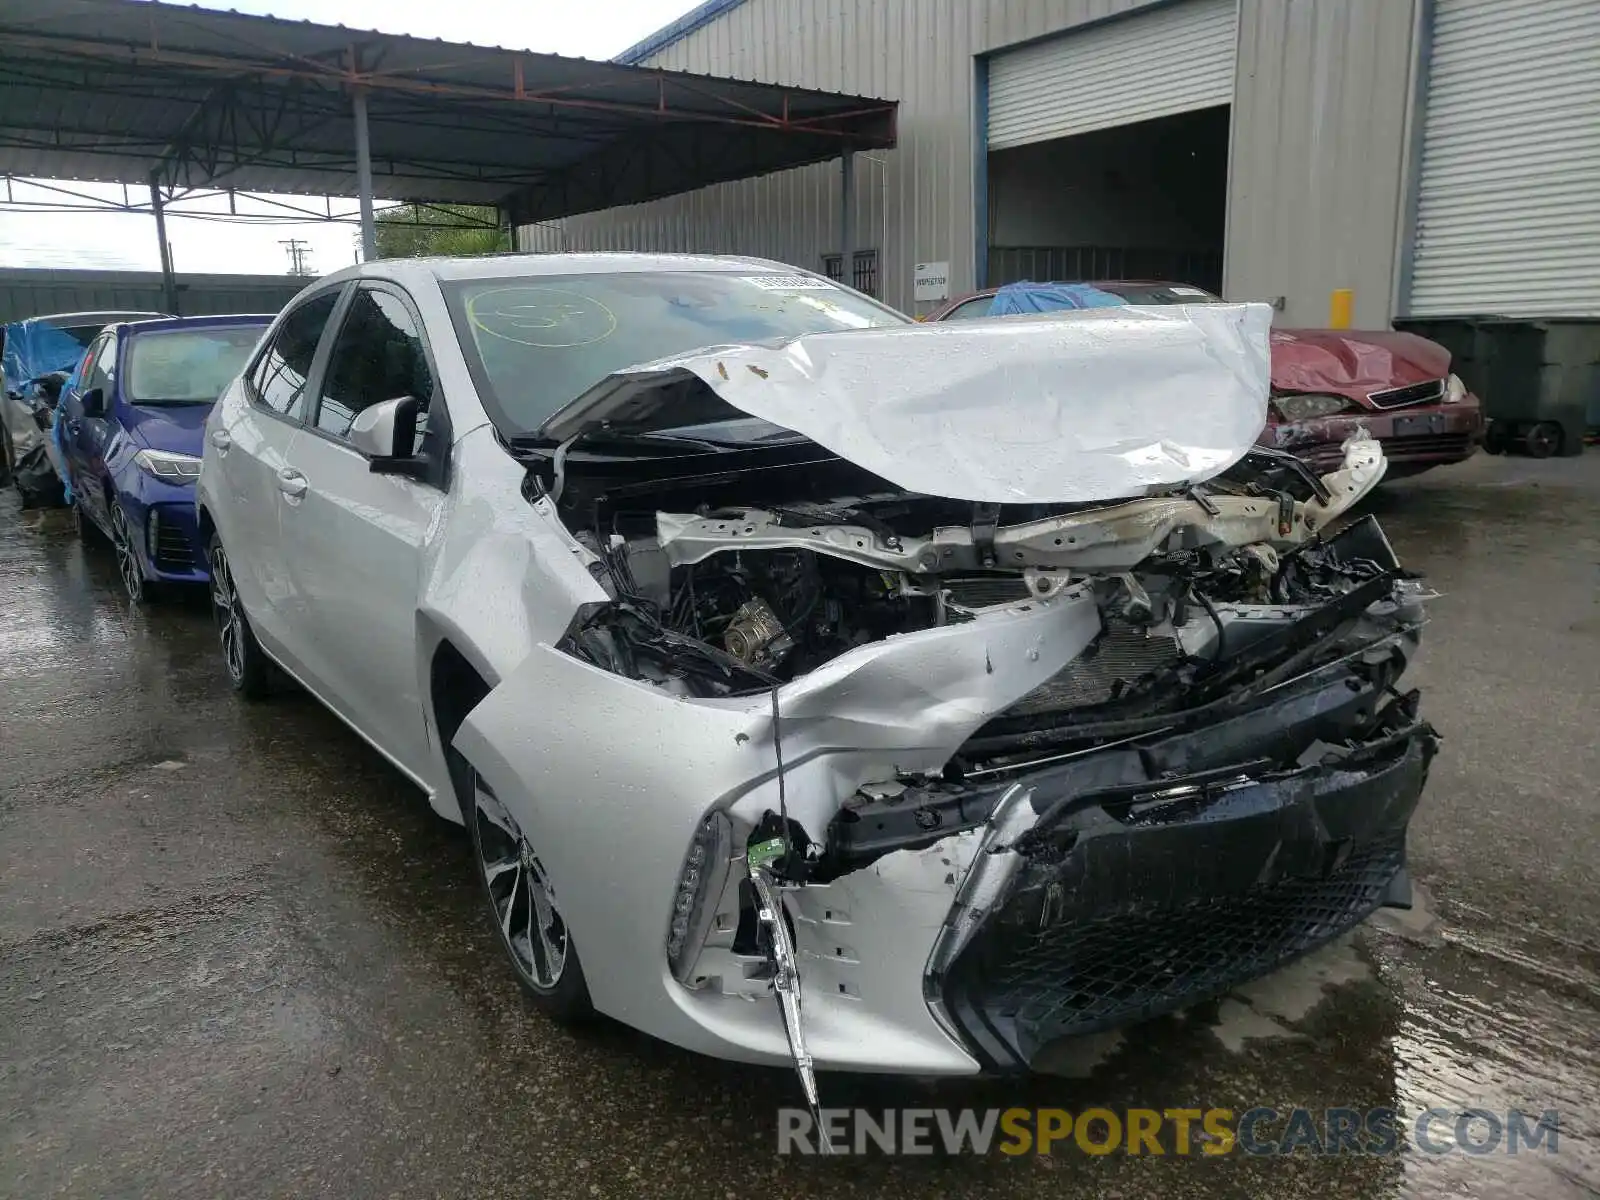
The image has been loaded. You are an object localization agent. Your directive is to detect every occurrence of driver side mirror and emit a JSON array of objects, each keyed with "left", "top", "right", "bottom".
[
  {"left": 349, "top": 395, "right": 428, "bottom": 480},
  {"left": 81, "top": 387, "right": 106, "bottom": 418}
]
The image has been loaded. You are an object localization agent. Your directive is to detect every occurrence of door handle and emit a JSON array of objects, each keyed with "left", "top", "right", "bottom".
[
  {"left": 276, "top": 467, "right": 308, "bottom": 498},
  {"left": 209, "top": 428, "right": 232, "bottom": 451}
]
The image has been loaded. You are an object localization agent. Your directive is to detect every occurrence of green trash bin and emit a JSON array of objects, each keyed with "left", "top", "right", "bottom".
[
  {"left": 1474, "top": 319, "right": 1599, "bottom": 458},
  {"left": 1393, "top": 317, "right": 1494, "bottom": 401}
]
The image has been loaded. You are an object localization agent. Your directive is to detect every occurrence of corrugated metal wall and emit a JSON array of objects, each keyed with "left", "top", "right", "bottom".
[
  {"left": 1407, "top": 0, "right": 1600, "bottom": 318},
  {"left": 1224, "top": 0, "right": 1419, "bottom": 329},
  {"left": 525, "top": 0, "right": 1161, "bottom": 314},
  {"left": 0, "top": 269, "right": 305, "bottom": 324},
  {"left": 529, "top": 0, "right": 1420, "bottom": 325}
]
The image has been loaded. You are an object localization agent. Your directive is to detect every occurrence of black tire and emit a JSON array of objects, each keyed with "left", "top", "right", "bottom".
[
  {"left": 207, "top": 533, "right": 273, "bottom": 699},
  {"left": 1482, "top": 421, "right": 1509, "bottom": 456},
  {"left": 467, "top": 771, "right": 594, "bottom": 1022},
  {"left": 1523, "top": 421, "right": 1562, "bottom": 459},
  {"left": 0, "top": 423, "right": 12, "bottom": 486},
  {"left": 71, "top": 496, "right": 103, "bottom": 543},
  {"left": 108, "top": 501, "right": 155, "bottom": 605}
]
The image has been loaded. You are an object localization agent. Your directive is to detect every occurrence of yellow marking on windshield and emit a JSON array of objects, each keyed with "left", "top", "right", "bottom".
[{"left": 466, "top": 286, "right": 618, "bottom": 349}]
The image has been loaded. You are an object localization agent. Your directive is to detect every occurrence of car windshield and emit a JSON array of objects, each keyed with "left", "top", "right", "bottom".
[
  {"left": 125, "top": 326, "right": 265, "bottom": 404},
  {"left": 443, "top": 270, "right": 907, "bottom": 436}
]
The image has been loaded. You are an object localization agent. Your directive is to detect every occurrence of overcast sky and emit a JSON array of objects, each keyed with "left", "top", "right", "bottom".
[{"left": 0, "top": 0, "right": 694, "bottom": 275}]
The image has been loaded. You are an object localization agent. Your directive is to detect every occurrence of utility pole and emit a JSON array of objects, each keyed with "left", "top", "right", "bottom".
[{"left": 280, "top": 238, "right": 314, "bottom": 276}]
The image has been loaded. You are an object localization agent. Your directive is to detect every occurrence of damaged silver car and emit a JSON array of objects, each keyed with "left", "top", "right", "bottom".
[{"left": 197, "top": 255, "right": 1435, "bottom": 1093}]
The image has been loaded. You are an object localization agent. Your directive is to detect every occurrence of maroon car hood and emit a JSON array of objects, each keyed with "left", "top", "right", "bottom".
[{"left": 1270, "top": 328, "right": 1451, "bottom": 401}]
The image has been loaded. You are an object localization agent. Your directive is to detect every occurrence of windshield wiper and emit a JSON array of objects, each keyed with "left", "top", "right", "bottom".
[{"left": 509, "top": 428, "right": 745, "bottom": 454}]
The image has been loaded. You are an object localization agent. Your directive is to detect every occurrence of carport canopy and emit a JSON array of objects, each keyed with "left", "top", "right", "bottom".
[{"left": 0, "top": 0, "right": 896, "bottom": 300}]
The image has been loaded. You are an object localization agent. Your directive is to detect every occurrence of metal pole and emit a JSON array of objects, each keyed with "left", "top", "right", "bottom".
[
  {"left": 840, "top": 147, "right": 855, "bottom": 289},
  {"left": 149, "top": 171, "right": 178, "bottom": 314},
  {"left": 352, "top": 87, "right": 377, "bottom": 262}
]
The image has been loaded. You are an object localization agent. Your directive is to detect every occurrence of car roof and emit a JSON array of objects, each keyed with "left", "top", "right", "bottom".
[
  {"left": 114, "top": 314, "right": 276, "bottom": 336},
  {"left": 22, "top": 310, "right": 169, "bottom": 328},
  {"left": 317, "top": 251, "right": 815, "bottom": 288}
]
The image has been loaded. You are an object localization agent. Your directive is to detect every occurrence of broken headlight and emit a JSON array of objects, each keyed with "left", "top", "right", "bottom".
[
  {"left": 1271, "top": 393, "right": 1351, "bottom": 422},
  {"left": 666, "top": 811, "right": 733, "bottom": 982}
]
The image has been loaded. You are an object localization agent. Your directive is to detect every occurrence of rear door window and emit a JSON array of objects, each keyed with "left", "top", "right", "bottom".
[
  {"left": 247, "top": 291, "right": 339, "bottom": 420},
  {"left": 312, "top": 285, "right": 434, "bottom": 446},
  {"left": 86, "top": 332, "right": 117, "bottom": 395}
]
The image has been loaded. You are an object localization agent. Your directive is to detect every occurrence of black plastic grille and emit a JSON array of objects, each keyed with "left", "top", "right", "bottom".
[
  {"left": 950, "top": 837, "right": 1403, "bottom": 1052},
  {"left": 1368, "top": 379, "right": 1444, "bottom": 409},
  {"left": 1385, "top": 434, "right": 1474, "bottom": 459},
  {"left": 151, "top": 515, "right": 194, "bottom": 570}
]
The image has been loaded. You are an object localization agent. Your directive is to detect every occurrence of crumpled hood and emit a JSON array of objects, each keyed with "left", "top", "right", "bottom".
[
  {"left": 1270, "top": 328, "right": 1451, "bottom": 401},
  {"left": 119, "top": 402, "right": 209, "bottom": 456},
  {"left": 540, "top": 303, "right": 1273, "bottom": 504}
]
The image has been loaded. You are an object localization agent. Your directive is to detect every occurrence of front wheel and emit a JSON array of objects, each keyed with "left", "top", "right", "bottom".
[
  {"left": 109, "top": 501, "right": 152, "bottom": 604},
  {"left": 469, "top": 773, "right": 593, "bottom": 1022},
  {"left": 208, "top": 534, "right": 272, "bottom": 698}
]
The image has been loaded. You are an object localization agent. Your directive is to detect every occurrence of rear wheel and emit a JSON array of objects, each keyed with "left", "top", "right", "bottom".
[
  {"left": 1523, "top": 421, "right": 1562, "bottom": 459},
  {"left": 469, "top": 773, "right": 593, "bottom": 1021},
  {"left": 73, "top": 495, "right": 104, "bottom": 544},
  {"left": 208, "top": 534, "right": 272, "bottom": 698}
]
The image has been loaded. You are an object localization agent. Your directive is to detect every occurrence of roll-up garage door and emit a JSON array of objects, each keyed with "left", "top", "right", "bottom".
[
  {"left": 1408, "top": 0, "right": 1600, "bottom": 317},
  {"left": 986, "top": 0, "right": 1238, "bottom": 151}
]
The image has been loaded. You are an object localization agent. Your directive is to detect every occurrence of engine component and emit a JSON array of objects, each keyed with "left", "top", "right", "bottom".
[{"left": 722, "top": 597, "right": 793, "bottom": 667}]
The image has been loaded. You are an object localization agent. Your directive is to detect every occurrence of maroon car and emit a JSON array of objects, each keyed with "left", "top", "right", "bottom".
[{"left": 927, "top": 282, "right": 1484, "bottom": 478}]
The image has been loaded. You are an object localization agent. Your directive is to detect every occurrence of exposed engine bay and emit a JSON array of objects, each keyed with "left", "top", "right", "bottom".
[{"left": 545, "top": 433, "right": 1416, "bottom": 773}]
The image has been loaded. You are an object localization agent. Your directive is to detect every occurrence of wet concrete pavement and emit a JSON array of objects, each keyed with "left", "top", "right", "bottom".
[{"left": 3, "top": 452, "right": 1598, "bottom": 1199}]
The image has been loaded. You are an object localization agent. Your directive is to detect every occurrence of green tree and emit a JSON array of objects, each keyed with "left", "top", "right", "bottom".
[{"left": 374, "top": 203, "right": 509, "bottom": 258}]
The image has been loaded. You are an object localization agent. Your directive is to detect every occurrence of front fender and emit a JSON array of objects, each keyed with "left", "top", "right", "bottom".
[{"left": 452, "top": 582, "right": 1100, "bottom": 1064}]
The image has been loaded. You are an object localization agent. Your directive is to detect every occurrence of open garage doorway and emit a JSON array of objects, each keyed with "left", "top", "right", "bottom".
[{"left": 985, "top": 103, "right": 1229, "bottom": 294}]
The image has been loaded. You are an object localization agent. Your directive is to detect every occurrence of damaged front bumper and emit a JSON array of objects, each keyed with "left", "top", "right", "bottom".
[{"left": 930, "top": 681, "right": 1435, "bottom": 1070}]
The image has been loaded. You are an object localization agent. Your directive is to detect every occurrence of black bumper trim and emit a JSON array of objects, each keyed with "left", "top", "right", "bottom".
[{"left": 939, "top": 729, "right": 1435, "bottom": 1071}]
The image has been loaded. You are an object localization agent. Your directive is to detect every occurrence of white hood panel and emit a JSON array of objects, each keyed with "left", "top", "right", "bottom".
[{"left": 550, "top": 302, "right": 1273, "bottom": 504}]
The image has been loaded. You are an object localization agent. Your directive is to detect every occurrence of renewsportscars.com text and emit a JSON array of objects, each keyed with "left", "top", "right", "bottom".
[{"left": 777, "top": 1106, "right": 1561, "bottom": 1157}]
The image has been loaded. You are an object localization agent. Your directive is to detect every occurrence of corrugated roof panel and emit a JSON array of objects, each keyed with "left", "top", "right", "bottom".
[{"left": 0, "top": 0, "right": 895, "bottom": 215}]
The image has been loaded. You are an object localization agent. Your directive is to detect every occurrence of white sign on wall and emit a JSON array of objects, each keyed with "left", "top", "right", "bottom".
[{"left": 913, "top": 261, "right": 950, "bottom": 302}]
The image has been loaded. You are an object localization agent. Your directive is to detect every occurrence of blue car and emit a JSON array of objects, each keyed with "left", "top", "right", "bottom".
[{"left": 59, "top": 314, "right": 273, "bottom": 602}]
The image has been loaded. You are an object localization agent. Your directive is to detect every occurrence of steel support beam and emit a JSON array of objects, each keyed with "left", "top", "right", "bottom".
[
  {"left": 148, "top": 171, "right": 179, "bottom": 314},
  {"left": 839, "top": 147, "right": 855, "bottom": 290},
  {"left": 352, "top": 86, "right": 377, "bottom": 261}
]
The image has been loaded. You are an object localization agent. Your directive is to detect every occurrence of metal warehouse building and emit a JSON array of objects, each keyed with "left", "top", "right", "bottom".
[{"left": 525, "top": 0, "right": 1599, "bottom": 326}]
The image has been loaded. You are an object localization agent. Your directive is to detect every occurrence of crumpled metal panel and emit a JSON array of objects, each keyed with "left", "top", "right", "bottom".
[{"left": 546, "top": 302, "right": 1273, "bottom": 504}]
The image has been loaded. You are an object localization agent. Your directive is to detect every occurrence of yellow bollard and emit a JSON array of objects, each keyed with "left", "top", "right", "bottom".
[{"left": 1329, "top": 288, "right": 1354, "bottom": 330}]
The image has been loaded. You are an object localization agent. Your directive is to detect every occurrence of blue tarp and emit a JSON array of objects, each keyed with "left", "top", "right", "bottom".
[
  {"left": 986, "top": 281, "right": 1128, "bottom": 318},
  {"left": 2, "top": 318, "right": 89, "bottom": 396}
]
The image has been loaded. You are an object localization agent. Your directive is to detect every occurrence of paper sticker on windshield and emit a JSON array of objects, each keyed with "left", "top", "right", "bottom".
[
  {"left": 1169, "top": 286, "right": 1210, "bottom": 297},
  {"left": 743, "top": 274, "right": 838, "bottom": 291}
]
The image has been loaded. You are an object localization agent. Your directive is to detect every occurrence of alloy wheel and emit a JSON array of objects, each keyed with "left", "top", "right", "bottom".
[
  {"left": 474, "top": 782, "right": 567, "bottom": 990},
  {"left": 110, "top": 504, "right": 144, "bottom": 603},
  {"left": 209, "top": 542, "right": 246, "bottom": 686}
]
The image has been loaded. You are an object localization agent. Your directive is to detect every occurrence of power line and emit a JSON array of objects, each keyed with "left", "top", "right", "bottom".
[{"left": 279, "top": 238, "right": 315, "bottom": 276}]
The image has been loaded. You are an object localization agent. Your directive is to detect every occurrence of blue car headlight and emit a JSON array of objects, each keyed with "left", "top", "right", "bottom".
[{"left": 133, "top": 448, "right": 202, "bottom": 482}]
